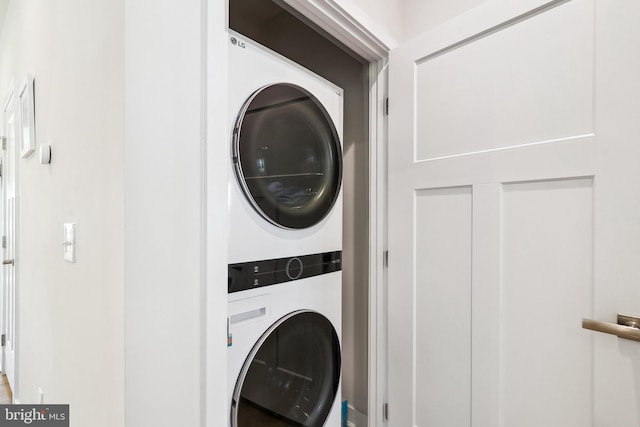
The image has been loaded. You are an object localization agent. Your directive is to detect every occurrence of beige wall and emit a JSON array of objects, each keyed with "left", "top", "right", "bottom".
[{"left": 0, "top": 0, "right": 124, "bottom": 425}]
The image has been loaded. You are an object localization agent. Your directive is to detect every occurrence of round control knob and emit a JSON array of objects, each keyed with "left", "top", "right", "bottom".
[{"left": 286, "top": 257, "right": 303, "bottom": 280}]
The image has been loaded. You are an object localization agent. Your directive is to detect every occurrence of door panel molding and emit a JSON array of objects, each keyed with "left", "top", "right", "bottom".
[
  {"left": 414, "top": 0, "right": 594, "bottom": 161},
  {"left": 414, "top": 186, "right": 472, "bottom": 426}
]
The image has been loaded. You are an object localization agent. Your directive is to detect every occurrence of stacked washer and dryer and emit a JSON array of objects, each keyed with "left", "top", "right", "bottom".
[{"left": 226, "top": 31, "right": 344, "bottom": 427}]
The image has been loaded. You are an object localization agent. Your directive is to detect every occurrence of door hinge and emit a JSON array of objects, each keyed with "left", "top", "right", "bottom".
[
  {"left": 1, "top": 136, "right": 5, "bottom": 150},
  {"left": 384, "top": 250, "right": 389, "bottom": 268},
  {"left": 383, "top": 402, "right": 389, "bottom": 421},
  {"left": 1, "top": 334, "right": 5, "bottom": 347},
  {"left": 384, "top": 97, "right": 389, "bottom": 116},
  {"left": 1, "top": 236, "right": 5, "bottom": 249}
]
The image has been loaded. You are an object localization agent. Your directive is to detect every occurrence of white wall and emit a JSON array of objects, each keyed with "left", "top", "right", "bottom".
[
  {"left": 123, "top": 0, "right": 234, "bottom": 424},
  {"left": 0, "top": 0, "right": 9, "bottom": 33},
  {"left": 205, "top": 1, "right": 231, "bottom": 425},
  {"left": 124, "top": 0, "right": 222, "bottom": 425},
  {"left": 329, "top": 0, "right": 404, "bottom": 46},
  {"left": 330, "top": 0, "right": 489, "bottom": 45},
  {"left": 401, "top": 0, "right": 487, "bottom": 41},
  {"left": 0, "top": 0, "right": 125, "bottom": 425}
]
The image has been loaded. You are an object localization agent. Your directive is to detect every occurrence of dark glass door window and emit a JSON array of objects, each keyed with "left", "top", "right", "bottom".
[
  {"left": 233, "top": 84, "right": 342, "bottom": 229},
  {"left": 231, "top": 310, "right": 341, "bottom": 427}
]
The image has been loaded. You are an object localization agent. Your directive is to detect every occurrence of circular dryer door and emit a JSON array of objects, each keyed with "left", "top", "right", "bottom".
[
  {"left": 233, "top": 83, "right": 342, "bottom": 229},
  {"left": 231, "top": 310, "right": 341, "bottom": 427}
]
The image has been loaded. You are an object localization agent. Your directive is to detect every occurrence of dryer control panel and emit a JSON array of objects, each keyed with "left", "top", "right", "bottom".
[{"left": 228, "top": 251, "right": 342, "bottom": 293}]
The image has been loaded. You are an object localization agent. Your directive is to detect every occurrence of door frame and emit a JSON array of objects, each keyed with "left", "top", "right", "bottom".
[
  {"left": 2, "top": 82, "right": 18, "bottom": 402},
  {"left": 279, "top": 1, "right": 391, "bottom": 425},
  {"left": 0, "top": 85, "right": 9, "bottom": 377}
]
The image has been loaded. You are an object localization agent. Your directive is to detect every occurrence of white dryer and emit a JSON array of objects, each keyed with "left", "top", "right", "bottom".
[
  {"left": 227, "top": 31, "right": 343, "bottom": 265},
  {"left": 226, "top": 32, "right": 344, "bottom": 427}
]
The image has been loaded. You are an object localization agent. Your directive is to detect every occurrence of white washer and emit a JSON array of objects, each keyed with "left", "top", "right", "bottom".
[
  {"left": 228, "top": 272, "right": 342, "bottom": 427},
  {"left": 227, "top": 31, "right": 343, "bottom": 265}
]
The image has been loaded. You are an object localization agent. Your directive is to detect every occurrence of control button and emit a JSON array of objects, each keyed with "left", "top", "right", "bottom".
[{"left": 286, "top": 257, "right": 303, "bottom": 280}]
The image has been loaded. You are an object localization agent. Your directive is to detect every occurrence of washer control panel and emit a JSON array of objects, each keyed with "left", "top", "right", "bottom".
[{"left": 228, "top": 251, "right": 342, "bottom": 293}]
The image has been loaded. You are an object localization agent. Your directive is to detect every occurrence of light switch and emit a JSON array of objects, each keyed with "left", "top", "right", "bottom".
[{"left": 63, "top": 223, "right": 76, "bottom": 262}]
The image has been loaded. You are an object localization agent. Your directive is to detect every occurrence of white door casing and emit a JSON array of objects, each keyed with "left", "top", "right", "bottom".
[
  {"left": 2, "top": 86, "right": 17, "bottom": 396},
  {"left": 388, "top": 1, "right": 640, "bottom": 426}
]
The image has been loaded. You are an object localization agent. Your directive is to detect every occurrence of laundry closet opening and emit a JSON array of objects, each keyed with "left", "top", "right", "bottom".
[{"left": 229, "top": 0, "right": 371, "bottom": 418}]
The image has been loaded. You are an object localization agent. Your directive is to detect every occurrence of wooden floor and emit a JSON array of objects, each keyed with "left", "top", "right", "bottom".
[{"left": 0, "top": 374, "right": 12, "bottom": 404}]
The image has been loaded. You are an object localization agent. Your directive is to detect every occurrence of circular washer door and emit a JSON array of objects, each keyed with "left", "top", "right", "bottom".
[
  {"left": 233, "top": 83, "right": 342, "bottom": 229},
  {"left": 231, "top": 310, "right": 341, "bottom": 427}
]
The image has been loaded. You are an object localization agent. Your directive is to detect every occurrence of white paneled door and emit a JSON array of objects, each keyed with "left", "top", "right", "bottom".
[{"left": 387, "top": 0, "right": 640, "bottom": 426}]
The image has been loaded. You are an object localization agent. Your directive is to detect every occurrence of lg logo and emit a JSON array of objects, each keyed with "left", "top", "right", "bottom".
[{"left": 230, "top": 37, "right": 246, "bottom": 49}]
